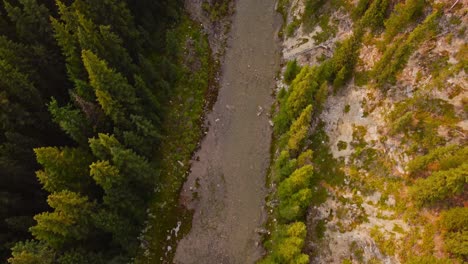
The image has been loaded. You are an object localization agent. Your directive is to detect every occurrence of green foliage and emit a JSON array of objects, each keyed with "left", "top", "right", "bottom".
[
  {"left": 407, "top": 145, "right": 466, "bottom": 176},
  {"left": 48, "top": 98, "right": 91, "bottom": 145},
  {"left": 406, "top": 255, "right": 454, "bottom": 264},
  {"left": 315, "top": 219, "right": 326, "bottom": 239},
  {"left": 35, "top": 147, "right": 93, "bottom": 194},
  {"left": 443, "top": 231, "right": 468, "bottom": 258},
  {"left": 202, "top": 0, "right": 230, "bottom": 22},
  {"left": 57, "top": 249, "right": 104, "bottom": 264},
  {"left": 440, "top": 207, "right": 468, "bottom": 232},
  {"left": 313, "top": 14, "right": 338, "bottom": 44},
  {"left": 278, "top": 165, "right": 314, "bottom": 200},
  {"left": 286, "top": 67, "right": 317, "bottom": 119},
  {"left": 297, "top": 150, "right": 313, "bottom": 167},
  {"left": 352, "top": 0, "right": 371, "bottom": 21},
  {"left": 388, "top": 95, "right": 458, "bottom": 151},
  {"left": 1, "top": 0, "right": 188, "bottom": 262},
  {"left": 383, "top": 0, "right": 425, "bottom": 43},
  {"left": 330, "top": 35, "right": 362, "bottom": 88},
  {"left": 373, "top": 9, "right": 441, "bottom": 88},
  {"left": 303, "top": 0, "right": 327, "bottom": 30},
  {"left": 310, "top": 122, "right": 345, "bottom": 185},
  {"left": 82, "top": 50, "right": 139, "bottom": 126},
  {"left": 259, "top": 222, "right": 309, "bottom": 264},
  {"left": 287, "top": 105, "right": 313, "bottom": 152},
  {"left": 286, "top": 18, "right": 301, "bottom": 38},
  {"left": 440, "top": 207, "right": 468, "bottom": 258},
  {"left": 279, "top": 188, "right": 313, "bottom": 221},
  {"left": 273, "top": 103, "right": 292, "bottom": 136},
  {"left": 3, "top": 0, "right": 54, "bottom": 44},
  {"left": 333, "top": 66, "right": 347, "bottom": 89},
  {"left": 410, "top": 163, "right": 468, "bottom": 206},
  {"left": 8, "top": 240, "right": 54, "bottom": 264},
  {"left": 275, "top": 150, "right": 298, "bottom": 182},
  {"left": 314, "top": 81, "right": 328, "bottom": 113},
  {"left": 360, "top": 0, "right": 390, "bottom": 30},
  {"left": 30, "top": 191, "right": 95, "bottom": 249},
  {"left": 337, "top": 141, "right": 348, "bottom": 150},
  {"left": 284, "top": 59, "right": 301, "bottom": 84},
  {"left": 276, "top": 0, "right": 290, "bottom": 25}
]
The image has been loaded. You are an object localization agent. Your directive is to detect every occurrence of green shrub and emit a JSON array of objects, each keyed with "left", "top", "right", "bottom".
[
  {"left": 406, "top": 255, "right": 454, "bottom": 264},
  {"left": 315, "top": 219, "right": 326, "bottom": 239},
  {"left": 443, "top": 231, "right": 468, "bottom": 258},
  {"left": 337, "top": 141, "right": 348, "bottom": 150},
  {"left": 313, "top": 14, "right": 338, "bottom": 44},
  {"left": 441, "top": 207, "right": 468, "bottom": 232},
  {"left": 286, "top": 19, "right": 301, "bottom": 38}
]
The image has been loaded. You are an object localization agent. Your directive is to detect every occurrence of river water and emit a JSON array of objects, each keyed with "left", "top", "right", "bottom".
[{"left": 174, "top": 0, "right": 281, "bottom": 263}]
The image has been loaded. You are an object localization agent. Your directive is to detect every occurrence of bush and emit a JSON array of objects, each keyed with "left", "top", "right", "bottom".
[
  {"left": 441, "top": 207, "right": 468, "bottom": 232},
  {"left": 406, "top": 255, "right": 454, "bottom": 264},
  {"left": 444, "top": 231, "right": 468, "bottom": 258},
  {"left": 286, "top": 19, "right": 301, "bottom": 38},
  {"left": 337, "top": 141, "right": 348, "bottom": 150},
  {"left": 406, "top": 145, "right": 460, "bottom": 175}
]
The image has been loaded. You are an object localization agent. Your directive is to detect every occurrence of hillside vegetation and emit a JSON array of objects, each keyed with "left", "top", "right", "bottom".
[{"left": 262, "top": 0, "right": 466, "bottom": 263}]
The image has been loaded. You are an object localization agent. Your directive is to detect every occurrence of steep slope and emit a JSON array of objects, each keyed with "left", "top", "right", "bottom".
[{"left": 261, "top": 0, "right": 467, "bottom": 263}]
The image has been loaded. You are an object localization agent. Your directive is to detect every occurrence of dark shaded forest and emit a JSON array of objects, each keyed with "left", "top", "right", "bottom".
[{"left": 0, "top": 0, "right": 186, "bottom": 262}]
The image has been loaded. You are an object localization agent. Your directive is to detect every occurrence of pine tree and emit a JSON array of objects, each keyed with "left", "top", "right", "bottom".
[
  {"left": 287, "top": 105, "right": 313, "bottom": 152},
  {"left": 81, "top": 50, "right": 140, "bottom": 127},
  {"left": 34, "top": 147, "right": 93, "bottom": 194},
  {"left": 48, "top": 98, "right": 91, "bottom": 145},
  {"left": 7, "top": 240, "right": 55, "bottom": 264},
  {"left": 3, "top": 0, "right": 53, "bottom": 44},
  {"left": 286, "top": 67, "right": 317, "bottom": 119},
  {"left": 30, "top": 191, "right": 95, "bottom": 249}
]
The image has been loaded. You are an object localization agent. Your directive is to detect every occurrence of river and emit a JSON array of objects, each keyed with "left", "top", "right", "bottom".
[{"left": 174, "top": 0, "right": 281, "bottom": 263}]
